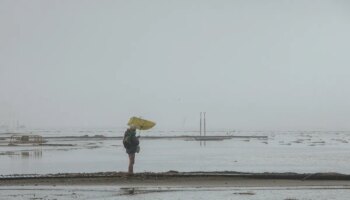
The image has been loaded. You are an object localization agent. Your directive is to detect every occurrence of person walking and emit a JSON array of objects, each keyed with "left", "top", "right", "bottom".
[{"left": 123, "top": 126, "right": 140, "bottom": 174}]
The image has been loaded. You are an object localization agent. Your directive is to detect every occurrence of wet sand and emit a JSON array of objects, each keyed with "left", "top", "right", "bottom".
[
  {"left": 2, "top": 172, "right": 350, "bottom": 200},
  {"left": 2, "top": 178, "right": 350, "bottom": 200},
  {"left": 1, "top": 172, "right": 350, "bottom": 187}
]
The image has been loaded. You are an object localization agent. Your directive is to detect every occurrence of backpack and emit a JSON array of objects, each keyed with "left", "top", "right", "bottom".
[{"left": 123, "top": 132, "right": 132, "bottom": 148}]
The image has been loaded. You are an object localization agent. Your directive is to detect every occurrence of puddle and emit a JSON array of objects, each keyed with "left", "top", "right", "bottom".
[{"left": 1, "top": 186, "right": 350, "bottom": 200}]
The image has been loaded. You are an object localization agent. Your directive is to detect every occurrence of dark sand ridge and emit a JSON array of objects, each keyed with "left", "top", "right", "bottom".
[
  {"left": 1, "top": 171, "right": 350, "bottom": 187},
  {"left": 0, "top": 135, "right": 268, "bottom": 140}
]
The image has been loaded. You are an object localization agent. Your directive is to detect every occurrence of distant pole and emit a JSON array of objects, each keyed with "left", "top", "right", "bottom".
[
  {"left": 200, "top": 112, "right": 202, "bottom": 137},
  {"left": 204, "top": 112, "right": 206, "bottom": 137}
]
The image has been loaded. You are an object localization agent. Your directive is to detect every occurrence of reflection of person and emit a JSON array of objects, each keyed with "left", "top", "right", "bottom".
[{"left": 123, "top": 126, "right": 140, "bottom": 174}]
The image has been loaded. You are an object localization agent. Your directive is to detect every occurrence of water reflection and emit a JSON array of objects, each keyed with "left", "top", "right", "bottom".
[{"left": 9, "top": 149, "right": 43, "bottom": 159}]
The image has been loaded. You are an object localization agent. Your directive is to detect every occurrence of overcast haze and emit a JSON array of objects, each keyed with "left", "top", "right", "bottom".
[{"left": 1, "top": 0, "right": 350, "bottom": 131}]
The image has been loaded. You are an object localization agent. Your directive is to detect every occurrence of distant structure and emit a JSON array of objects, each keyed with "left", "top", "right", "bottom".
[{"left": 9, "top": 135, "right": 45, "bottom": 146}]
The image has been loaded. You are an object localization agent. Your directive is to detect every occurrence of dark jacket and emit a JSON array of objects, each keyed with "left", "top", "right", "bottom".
[{"left": 123, "top": 128, "right": 139, "bottom": 154}]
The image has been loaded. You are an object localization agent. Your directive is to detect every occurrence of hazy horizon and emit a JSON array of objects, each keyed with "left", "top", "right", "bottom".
[{"left": 1, "top": 0, "right": 350, "bottom": 131}]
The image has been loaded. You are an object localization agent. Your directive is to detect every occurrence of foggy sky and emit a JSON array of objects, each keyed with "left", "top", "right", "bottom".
[{"left": 1, "top": 0, "right": 350, "bottom": 131}]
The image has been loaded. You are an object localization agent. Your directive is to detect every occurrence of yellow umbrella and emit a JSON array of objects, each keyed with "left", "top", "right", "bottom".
[{"left": 127, "top": 117, "right": 156, "bottom": 130}]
